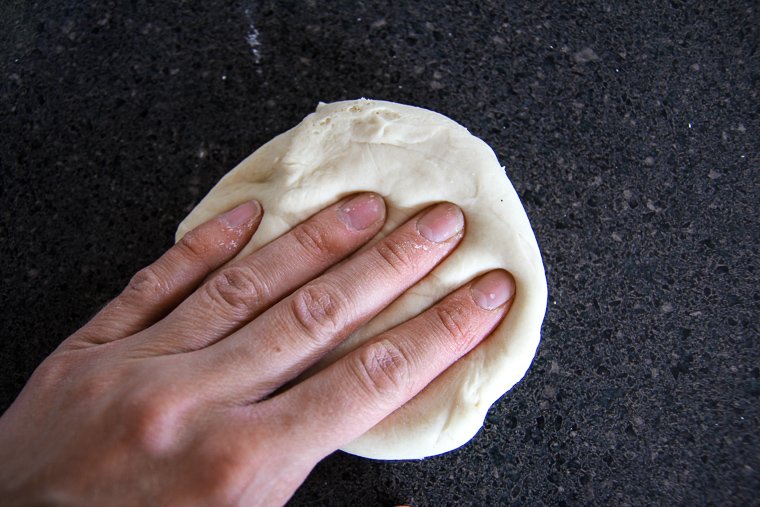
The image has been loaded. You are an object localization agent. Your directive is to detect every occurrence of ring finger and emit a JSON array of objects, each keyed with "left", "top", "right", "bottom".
[
  {"left": 193, "top": 202, "right": 465, "bottom": 400},
  {"left": 131, "top": 192, "right": 386, "bottom": 354}
]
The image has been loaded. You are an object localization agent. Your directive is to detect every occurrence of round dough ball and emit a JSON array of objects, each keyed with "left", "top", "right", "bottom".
[{"left": 176, "top": 99, "right": 547, "bottom": 459}]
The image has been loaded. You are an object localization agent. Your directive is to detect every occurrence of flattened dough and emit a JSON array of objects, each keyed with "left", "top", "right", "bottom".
[{"left": 176, "top": 99, "right": 547, "bottom": 459}]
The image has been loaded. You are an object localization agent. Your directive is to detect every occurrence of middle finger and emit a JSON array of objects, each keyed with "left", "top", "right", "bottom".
[{"left": 194, "top": 202, "right": 465, "bottom": 400}]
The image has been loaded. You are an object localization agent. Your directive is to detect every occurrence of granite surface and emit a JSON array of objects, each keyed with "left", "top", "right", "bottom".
[{"left": 1, "top": 1, "right": 758, "bottom": 505}]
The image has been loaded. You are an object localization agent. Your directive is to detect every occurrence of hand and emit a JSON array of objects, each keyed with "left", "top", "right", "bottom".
[{"left": 0, "top": 192, "right": 515, "bottom": 506}]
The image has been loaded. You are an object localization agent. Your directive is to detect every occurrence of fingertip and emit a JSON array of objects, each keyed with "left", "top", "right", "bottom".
[
  {"left": 220, "top": 200, "right": 262, "bottom": 229},
  {"left": 337, "top": 192, "right": 386, "bottom": 231},
  {"left": 416, "top": 202, "right": 465, "bottom": 243},
  {"left": 470, "top": 269, "right": 516, "bottom": 311}
]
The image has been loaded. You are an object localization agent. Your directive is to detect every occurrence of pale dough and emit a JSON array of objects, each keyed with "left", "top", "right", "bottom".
[{"left": 176, "top": 99, "right": 547, "bottom": 459}]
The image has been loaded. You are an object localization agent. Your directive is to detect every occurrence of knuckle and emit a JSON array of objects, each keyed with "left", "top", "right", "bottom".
[
  {"left": 352, "top": 339, "right": 413, "bottom": 398},
  {"left": 292, "top": 221, "right": 336, "bottom": 259},
  {"left": 125, "top": 265, "right": 169, "bottom": 302},
  {"left": 32, "top": 353, "right": 76, "bottom": 387},
  {"left": 206, "top": 265, "right": 267, "bottom": 315},
  {"left": 291, "top": 284, "right": 348, "bottom": 341},
  {"left": 434, "top": 304, "right": 477, "bottom": 354},
  {"left": 69, "top": 366, "right": 115, "bottom": 401},
  {"left": 122, "top": 385, "right": 184, "bottom": 456},
  {"left": 176, "top": 228, "right": 209, "bottom": 262},
  {"left": 33, "top": 352, "right": 124, "bottom": 408},
  {"left": 374, "top": 236, "right": 416, "bottom": 275}
]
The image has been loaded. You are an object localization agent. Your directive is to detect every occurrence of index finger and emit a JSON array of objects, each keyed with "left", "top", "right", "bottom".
[{"left": 260, "top": 269, "right": 516, "bottom": 459}]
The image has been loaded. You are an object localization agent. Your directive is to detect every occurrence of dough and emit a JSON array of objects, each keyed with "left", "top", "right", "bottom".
[{"left": 176, "top": 99, "right": 547, "bottom": 459}]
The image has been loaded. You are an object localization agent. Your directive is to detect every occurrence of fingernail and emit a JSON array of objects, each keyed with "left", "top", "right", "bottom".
[
  {"left": 471, "top": 270, "right": 515, "bottom": 310},
  {"left": 220, "top": 200, "right": 261, "bottom": 228},
  {"left": 416, "top": 203, "right": 464, "bottom": 243},
  {"left": 338, "top": 193, "right": 384, "bottom": 230}
]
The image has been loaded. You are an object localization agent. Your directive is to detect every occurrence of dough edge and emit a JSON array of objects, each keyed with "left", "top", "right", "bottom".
[{"left": 176, "top": 98, "right": 548, "bottom": 460}]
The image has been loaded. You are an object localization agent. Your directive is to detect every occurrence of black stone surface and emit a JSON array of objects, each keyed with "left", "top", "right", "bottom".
[{"left": 1, "top": 1, "right": 758, "bottom": 505}]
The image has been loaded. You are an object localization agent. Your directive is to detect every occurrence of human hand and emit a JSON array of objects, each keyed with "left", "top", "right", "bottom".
[{"left": 0, "top": 192, "right": 514, "bottom": 506}]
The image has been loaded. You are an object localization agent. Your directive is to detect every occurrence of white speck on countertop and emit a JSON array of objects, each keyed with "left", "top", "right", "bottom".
[
  {"left": 573, "top": 47, "right": 600, "bottom": 64},
  {"left": 244, "top": 7, "right": 262, "bottom": 64}
]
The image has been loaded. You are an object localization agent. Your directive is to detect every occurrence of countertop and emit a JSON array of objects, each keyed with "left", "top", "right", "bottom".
[{"left": 1, "top": 1, "right": 757, "bottom": 505}]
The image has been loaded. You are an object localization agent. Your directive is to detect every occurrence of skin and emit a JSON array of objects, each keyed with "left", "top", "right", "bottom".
[{"left": 0, "top": 192, "right": 515, "bottom": 506}]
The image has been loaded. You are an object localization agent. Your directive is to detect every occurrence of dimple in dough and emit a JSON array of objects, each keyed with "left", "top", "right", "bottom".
[{"left": 176, "top": 99, "right": 548, "bottom": 460}]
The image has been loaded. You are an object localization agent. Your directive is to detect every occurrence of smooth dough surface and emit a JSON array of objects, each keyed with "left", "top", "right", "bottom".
[{"left": 176, "top": 99, "right": 547, "bottom": 459}]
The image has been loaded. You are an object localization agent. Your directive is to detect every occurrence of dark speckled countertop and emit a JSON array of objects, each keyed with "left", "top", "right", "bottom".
[{"left": 1, "top": 1, "right": 757, "bottom": 505}]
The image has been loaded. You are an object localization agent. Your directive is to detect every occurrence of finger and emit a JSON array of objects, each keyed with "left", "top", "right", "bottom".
[
  {"left": 199, "top": 202, "right": 465, "bottom": 400},
  {"left": 134, "top": 192, "right": 386, "bottom": 353},
  {"left": 262, "top": 270, "right": 515, "bottom": 458},
  {"left": 67, "top": 201, "right": 262, "bottom": 347}
]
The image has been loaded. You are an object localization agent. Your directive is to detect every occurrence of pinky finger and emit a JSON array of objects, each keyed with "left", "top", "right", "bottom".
[{"left": 67, "top": 200, "right": 262, "bottom": 347}]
